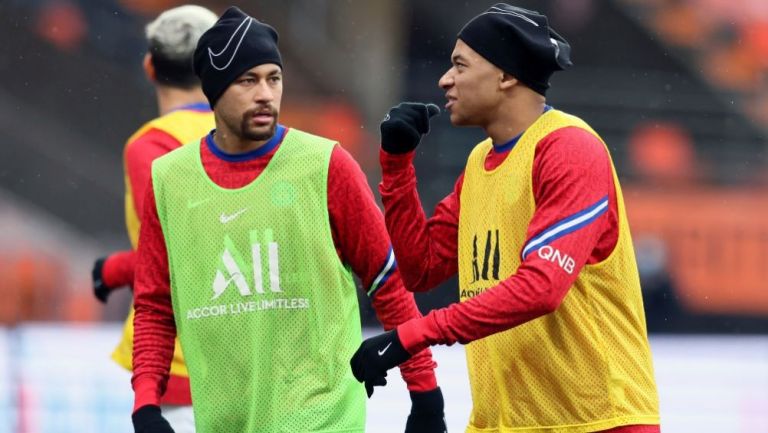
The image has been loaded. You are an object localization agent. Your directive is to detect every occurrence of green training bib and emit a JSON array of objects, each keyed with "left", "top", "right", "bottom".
[{"left": 152, "top": 129, "right": 365, "bottom": 432}]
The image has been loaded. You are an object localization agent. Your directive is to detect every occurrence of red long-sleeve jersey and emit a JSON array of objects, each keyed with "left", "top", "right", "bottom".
[
  {"left": 132, "top": 130, "right": 438, "bottom": 410},
  {"left": 382, "top": 127, "right": 618, "bottom": 347},
  {"left": 380, "top": 126, "right": 658, "bottom": 433},
  {"left": 102, "top": 128, "right": 181, "bottom": 289}
]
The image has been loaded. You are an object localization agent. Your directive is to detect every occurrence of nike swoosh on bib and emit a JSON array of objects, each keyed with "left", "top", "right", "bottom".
[
  {"left": 208, "top": 16, "right": 253, "bottom": 71},
  {"left": 219, "top": 208, "right": 249, "bottom": 224}
]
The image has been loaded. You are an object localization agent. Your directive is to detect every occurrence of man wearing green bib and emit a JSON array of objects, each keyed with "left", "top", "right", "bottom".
[{"left": 130, "top": 6, "right": 446, "bottom": 433}]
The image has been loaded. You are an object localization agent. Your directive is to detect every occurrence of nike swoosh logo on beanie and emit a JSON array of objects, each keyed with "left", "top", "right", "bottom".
[
  {"left": 193, "top": 6, "right": 283, "bottom": 107},
  {"left": 208, "top": 16, "right": 253, "bottom": 71}
]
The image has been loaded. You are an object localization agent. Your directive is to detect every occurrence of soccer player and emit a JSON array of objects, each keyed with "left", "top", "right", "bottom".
[
  {"left": 351, "top": 4, "right": 661, "bottom": 433},
  {"left": 130, "top": 7, "right": 445, "bottom": 433},
  {"left": 91, "top": 5, "right": 217, "bottom": 431}
]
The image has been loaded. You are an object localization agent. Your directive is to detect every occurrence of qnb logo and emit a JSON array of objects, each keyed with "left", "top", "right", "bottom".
[
  {"left": 212, "top": 240, "right": 282, "bottom": 300},
  {"left": 537, "top": 245, "right": 575, "bottom": 274},
  {"left": 471, "top": 229, "right": 501, "bottom": 282}
]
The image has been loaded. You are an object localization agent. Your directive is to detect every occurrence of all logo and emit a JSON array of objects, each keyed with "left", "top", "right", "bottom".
[
  {"left": 471, "top": 229, "right": 501, "bottom": 282},
  {"left": 212, "top": 229, "right": 282, "bottom": 299}
]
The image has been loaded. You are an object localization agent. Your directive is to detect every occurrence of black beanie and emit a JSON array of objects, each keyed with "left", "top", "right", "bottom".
[
  {"left": 458, "top": 3, "right": 572, "bottom": 95},
  {"left": 193, "top": 7, "right": 282, "bottom": 107}
]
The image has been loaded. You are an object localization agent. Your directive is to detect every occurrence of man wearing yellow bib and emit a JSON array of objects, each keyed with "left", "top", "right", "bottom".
[
  {"left": 90, "top": 5, "right": 217, "bottom": 432},
  {"left": 131, "top": 6, "right": 444, "bottom": 433},
  {"left": 352, "top": 4, "right": 660, "bottom": 433}
]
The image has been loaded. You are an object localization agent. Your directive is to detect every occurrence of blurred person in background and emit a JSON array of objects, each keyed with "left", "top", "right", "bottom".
[
  {"left": 130, "top": 7, "right": 445, "bottom": 433},
  {"left": 634, "top": 235, "right": 685, "bottom": 332},
  {"left": 351, "top": 4, "right": 660, "bottom": 433},
  {"left": 90, "top": 5, "right": 218, "bottom": 432}
]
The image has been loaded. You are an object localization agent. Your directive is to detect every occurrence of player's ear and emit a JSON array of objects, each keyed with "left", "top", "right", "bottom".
[
  {"left": 143, "top": 53, "right": 157, "bottom": 83},
  {"left": 499, "top": 72, "right": 518, "bottom": 91}
]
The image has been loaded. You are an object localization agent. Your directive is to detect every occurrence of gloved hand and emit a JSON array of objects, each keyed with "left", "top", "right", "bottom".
[
  {"left": 380, "top": 102, "right": 440, "bottom": 154},
  {"left": 405, "top": 387, "right": 447, "bottom": 433},
  {"left": 132, "top": 405, "right": 175, "bottom": 433},
  {"left": 91, "top": 257, "right": 112, "bottom": 304},
  {"left": 350, "top": 330, "right": 412, "bottom": 397}
]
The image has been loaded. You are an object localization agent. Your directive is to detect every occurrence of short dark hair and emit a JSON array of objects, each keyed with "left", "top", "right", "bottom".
[{"left": 148, "top": 41, "right": 198, "bottom": 88}]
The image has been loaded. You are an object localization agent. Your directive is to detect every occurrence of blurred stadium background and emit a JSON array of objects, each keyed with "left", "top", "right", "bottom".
[{"left": 0, "top": 0, "right": 766, "bottom": 431}]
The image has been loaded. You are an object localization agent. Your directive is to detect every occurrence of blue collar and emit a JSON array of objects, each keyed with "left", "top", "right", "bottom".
[
  {"left": 491, "top": 105, "right": 553, "bottom": 153},
  {"left": 492, "top": 132, "right": 523, "bottom": 153},
  {"left": 206, "top": 125, "right": 286, "bottom": 162}
]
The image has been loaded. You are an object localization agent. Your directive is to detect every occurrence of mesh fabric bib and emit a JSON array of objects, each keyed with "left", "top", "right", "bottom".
[
  {"left": 458, "top": 110, "right": 659, "bottom": 432},
  {"left": 152, "top": 129, "right": 365, "bottom": 432}
]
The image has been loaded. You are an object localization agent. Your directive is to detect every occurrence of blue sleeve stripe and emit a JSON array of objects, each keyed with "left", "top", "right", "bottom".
[
  {"left": 521, "top": 196, "right": 609, "bottom": 259},
  {"left": 367, "top": 247, "right": 397, "bottom": 297}
]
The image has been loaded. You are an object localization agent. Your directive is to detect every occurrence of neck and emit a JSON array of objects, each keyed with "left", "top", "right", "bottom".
[
  {"left": 155, "top": 85, "right": 208, "bottom": 116},
  {"left": 212, "top": 125, "right": 273, "bottom": 155},
  {"left": 485, "top": 91, "right": 546, "bottom": 144}
]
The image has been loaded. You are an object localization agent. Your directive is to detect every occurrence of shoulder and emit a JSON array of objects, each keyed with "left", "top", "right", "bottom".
[
  {"left": 126, "top": 127, "right": 182, "bottom": 156},
  {"left": 536, "top": 125, "right": 609, "bottom": 167},
  {"left": 285, "top": 127, "right": 337, "bottom": 148},
  {"left": 327, "top": 143, "right": 367, "bottom": 182}
]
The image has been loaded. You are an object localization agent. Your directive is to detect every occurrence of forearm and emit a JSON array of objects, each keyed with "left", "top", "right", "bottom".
[
  {"left": 131, "top": 185, "right": 176, "bottom": 411},
  {"left": 370, "top": 273, "right": 437, "bottom": 392},
  {"left": 397, "top": 263, "right": 567, "bottom": 353},
  {"left": 328, "top": 146, "right": 438, "bottom": 391},
  {"left": 379, "top": 149, "right": 458, "bottom": 291},
  {"left": 397, "top": 221, "right": 609, "bottom": 354},
  {"left": 132, "top": 294, "right": 176, "bottom": 410}
]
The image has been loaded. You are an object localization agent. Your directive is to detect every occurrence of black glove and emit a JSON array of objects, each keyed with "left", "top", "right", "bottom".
[
  {"left": 91, "top": 257, "right": 112, "bottom": 304},
  {"left": 405, "top": 387, "right": 447, "bottom": 433},
  {"left": 350, "top": 330, "right": 412, "bottom": 397},
  {"left": 380, "top": 102, "right": 440, "bottom": 154},
  {"left": 132, "top": 405, "right": 175, "bottom": 433}
]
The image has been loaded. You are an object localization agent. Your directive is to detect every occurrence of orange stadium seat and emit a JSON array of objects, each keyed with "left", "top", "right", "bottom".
[
  {"left": 651, "top": 1, "right": 713, "bottom": 48},
  {"left": 626, "top": 187, "right": 768, "bottom": 315}
]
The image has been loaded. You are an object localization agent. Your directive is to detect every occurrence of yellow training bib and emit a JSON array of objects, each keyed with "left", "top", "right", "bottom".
[
  {"left": 458, "top": 110, "right": 659, "bottom": 432},
  {"left": 112, "top": 107, "right": 214, "bottom": 376}
]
